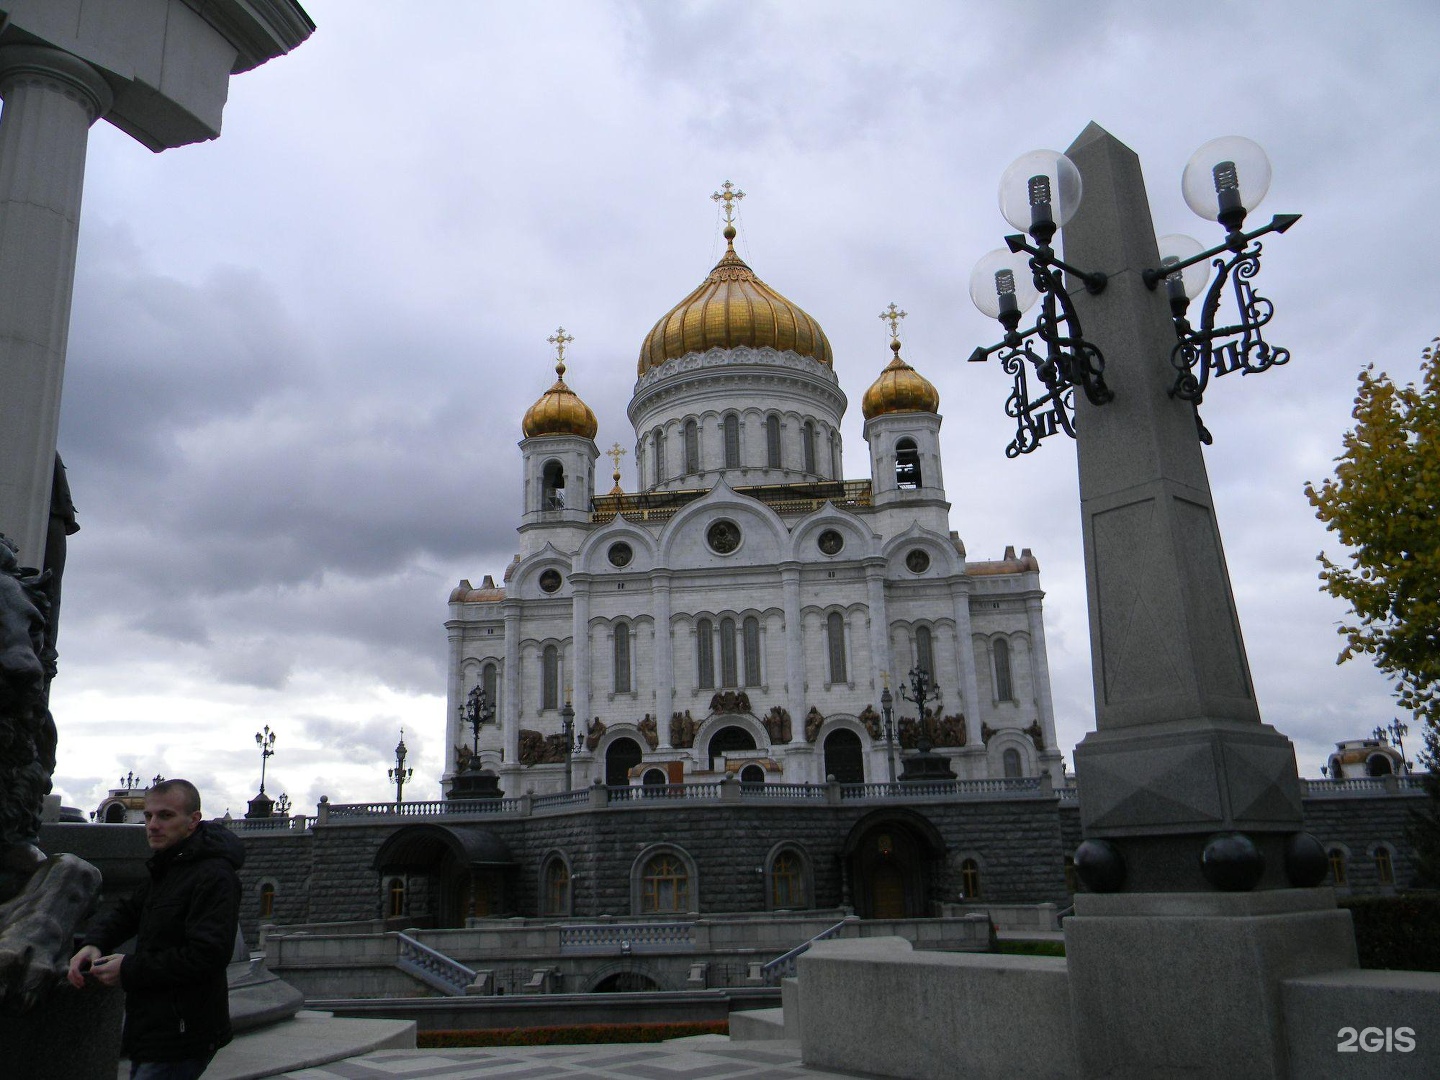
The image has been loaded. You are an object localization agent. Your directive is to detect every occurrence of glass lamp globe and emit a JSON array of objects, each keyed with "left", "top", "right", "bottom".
[
  {"left": 1182, "top": 136, "right": 1271, "bottom": 227},
  {"left": 969, "top": 247, "right": 1039, "bottom": 321},
  {"left": 999, "top": 150, "right": 1083, "bottom": 237},
  {"left": 1155, "top": 234, "right": 1211, "bottom": 300}
]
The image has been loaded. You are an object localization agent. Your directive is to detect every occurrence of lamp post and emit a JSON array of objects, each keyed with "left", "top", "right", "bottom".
[
  {"left": 389, "top": 728, "right": 413, "bottom": 803},
  {"left": 255, "top": 725, "right": 276, "bottom": 795},
  {"left": 561, "top": 698, "right": 578, "bottom": 791},
  {"left": 275, "top": 793, "right": 291, "bottom": 817},
  {"left": 896, "top": 666, "right": 953, "bottom": 781},
  {"left": 450, "top": 682, "right": 500, "bottom": 802},
  {"left": 1384, "top": 718, "right": 1410, "bottom": 773},
  {"left": 880, "top": 675, "right": 897, "bottom": 785}
]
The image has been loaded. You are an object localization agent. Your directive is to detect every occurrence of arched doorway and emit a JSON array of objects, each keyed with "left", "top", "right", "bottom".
[
  {"left": 373, "top": 824, "right": 517, "bottom": 928},
  {"left": 824, "top": 728, "right": 865, "bottom": 783},
  {"left": 706, "top": 724, "right": 756, "bottom": 770},
  {"left": 606, "top": 737, "right": 643, "bottom": 786},
  {"left": 841, "top": 811, "right": 945, "bottom": 919}
]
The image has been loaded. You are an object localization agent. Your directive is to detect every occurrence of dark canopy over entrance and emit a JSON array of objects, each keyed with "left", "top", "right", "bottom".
[
  {"left": 706, "top": 724, "right": 756, "bottom": 769},
  {"left": 373, "top": 824, "right": 518, "bottom": 926},
  {"left": 840, "top": 809, "right": 946, "bottom": 919},
  {"left": 606, "top": 737, "right": 644, "bottom": 786}
]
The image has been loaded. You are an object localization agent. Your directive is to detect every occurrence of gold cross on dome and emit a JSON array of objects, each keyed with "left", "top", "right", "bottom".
[
  {"left": 711, "top": 180, "right": 746, "bottom": 224},
  {"left": 547, "top": 326, "right": 574, "bottom": 363},
  {"left": 879, "top": 302, "right": 908, "bottom": 340},
  {"left": 606, "top": 442, "right": 627, "bottom": 475}
]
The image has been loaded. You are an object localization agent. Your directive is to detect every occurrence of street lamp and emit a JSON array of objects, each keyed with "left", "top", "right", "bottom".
[
  {"left": 880, "top": 674, "right": 897, "bottom": 785},
  {"left": 1381, "top": 718, "right": 1410, "bottom": 773},
  {"left": 457, "top": 682, "right": 495, "bottom": 766},
  {"left": 561, "top": 697, "right": 581, "bottom": 791},
  {"left": 275, "top": 793, "right": 291, "bottom": 817},
  {"left": 389, "top": 728, "right": 414, "bottom": 803},
  {"left": 970, "top": 137, "right": 1298, "bottom": 454},
  {"left": 255, "top": 725, "right": 276, "bottom": 795},
  {"left": 897, "top": 666, "right": 953, "bottom": 781}
]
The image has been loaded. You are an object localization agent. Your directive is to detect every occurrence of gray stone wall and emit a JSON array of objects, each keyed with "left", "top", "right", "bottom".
[
  {"left": 236, "top": 830, "right": 313, "bottom": 944},
  {"left": 1301, "top": 789, "right": 1424, "bottom": 892}
]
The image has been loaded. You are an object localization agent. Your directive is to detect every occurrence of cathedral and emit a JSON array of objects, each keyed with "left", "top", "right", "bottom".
[{"left": 444, "top": 190, "right": 1063, "bottom": 796}]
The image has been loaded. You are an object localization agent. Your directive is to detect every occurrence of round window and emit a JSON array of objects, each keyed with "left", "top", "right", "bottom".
[
  {"left": 817, "top": 529, "right": 844, "bottom": 556},
  {"left": 707, "top": 519, "right": 742, "bottom": 554},
  {"left": 905, "top": 549, "right": 931, "bottom": 574},
  {"left": 608, "top": 542, "right": 633, "bottom": 568},
  {"left": 538, "top": 569, "right": 563, "bottom": 593}
]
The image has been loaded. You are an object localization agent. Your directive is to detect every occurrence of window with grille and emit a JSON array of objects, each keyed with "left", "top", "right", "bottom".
[
  {"left": 613, "top": 624, "right": 631, "bottom": 693},
  {"left": 994, "top": 638, "right": 1014, "bottom": 702},
  {"left": 724, "top": 414, "right": 740, "bottom": 467},
  {"left": 542, "top": 857, "right": 570, "bottom": 916},
  {"left": 827, "top": 612, "right": 846, "bottom": 683},
  {"left": 542, "top": 645, "right": 559, "bottom": 710},
  {"left": 771, "top": 851, "right": 804, "bottom": 908},
  {"left": 696, "top": 619, "right": 715, "bottom": 689},
  {"left": 719, "top": 618, "right": 738, "bottom": 687},
  {"left": 259, "top": 882, "right": 275, "bottom": 918},
  {"left": 766, "top": 414, "right": 782, "bottom": 468},
  {"left": 742, "top": 617, "right": 761, "bottom": 687},
  {"left": 915, "top": 626, "right": 933, "bottom": 679},
  {"left": 641, "top": 854, "right": 689, "bottom": 913},
  {"left": 961, "top": 859, "right": 981, "bottom": 898},
  {"left": 684, "top": 419, "right": 699, "bottom": 473}
]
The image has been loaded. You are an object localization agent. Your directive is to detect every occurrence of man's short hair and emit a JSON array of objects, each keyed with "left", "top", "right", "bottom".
[{"left": 149, "top": 778, "right": 201, "bottom": 815}]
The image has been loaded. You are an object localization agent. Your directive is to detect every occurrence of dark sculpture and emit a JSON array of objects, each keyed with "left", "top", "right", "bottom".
[
  {"left": 39, "top": 455, "right": 78, "bottom": 685},
  {"left": 763, "top": 706, "right": 792, "bottom": 744},
  {"left": 518, "top": 728, "right": 568, "bottom": 765},
  {"left": 708, "top": 690, "right": 752, "bottom": 715},
  {"left": 981, "top": 722, "right": 997, "bottom": 745},
  {"left": 804, "top": 707, "right": 825, "bottom": 743},
  {"left": 670, "top": 711, "right": 698, "bottom": 749},
  {"left": 1025, "top": 719, "right": 1045, "bottom": 751},
  {"left": 585, "top": 717, "right": 606, "bottom": 751},
  {"left": 454, "top": 744, "right": 473, "bottom": 771},
  {"left": 636, "top": 714, "right": 659, "bottom": 750},
  {"left": 858, "top": 704, "right": 881, "bottom": 740},
  {"left": 898, "top": 712, "right": 967, "bottom": 750},
  {"left": 0, "top": 531, "right": 102, "bottom": 1014}
]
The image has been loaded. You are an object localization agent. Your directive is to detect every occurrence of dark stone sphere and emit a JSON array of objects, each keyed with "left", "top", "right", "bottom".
[
  {"left": 1200, "top": 832, "right": 1265, "bottom": 892},
  {"left": 1074, "top": 839, "right": 1126, "bottom": 893},
  {"left": 1284, "top": 832, "right": 1329, "bottom": 887}
]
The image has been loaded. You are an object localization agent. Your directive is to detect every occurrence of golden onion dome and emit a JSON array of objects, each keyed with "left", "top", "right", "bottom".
[
  {"left": 862, "top": 338, "right": 940, "bottom": 420},
  {"left": 522, "top": 358, "right": 598, "bottom": 439},
  {"left": 638, "top": 224, "right": 833, "bottom": 376}
]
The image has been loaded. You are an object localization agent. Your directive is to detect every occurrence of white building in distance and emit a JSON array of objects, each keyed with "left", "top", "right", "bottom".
[{"left": 445, "top": 200, "right": 1062, "bottom": 795}]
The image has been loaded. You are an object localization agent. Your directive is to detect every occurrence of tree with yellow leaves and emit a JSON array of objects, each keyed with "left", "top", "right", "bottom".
[{"left": 1304, "top": 338, "right": 1440, "bottom": 731}]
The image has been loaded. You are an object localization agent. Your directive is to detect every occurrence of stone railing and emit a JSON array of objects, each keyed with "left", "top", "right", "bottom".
[
  {"left": 840, "top": 777, "right": 1044, "bottom": 800},
  {"left": 760, "top": 917, "right": 852, "bottom": 982},
  {"left": 605, "top": 783, "right": 722, "bottom": 804},
  {"left": 559, "top": 922, "right": 697, "bottom": 954},
  {"left": 230, "top": 814, "right": 309, "bottom": 831},
  {"left": 1303, "top": 776, "right": 1426, "bottom": 797},
  {"left": 530, "top": 789, "right": 593, "bottom": 811},
  {"left": 394, "top": 932, "right": 478, "bottom": 996}
]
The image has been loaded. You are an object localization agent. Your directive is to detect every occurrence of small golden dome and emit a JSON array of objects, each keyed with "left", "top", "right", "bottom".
[
  {"left": 638, "top": 225, "right": 833, "bottom": 376},
  {"left": 522, "top": 358, "right": 598, "bottom": 439},
  {"left": 862, "top": 338, "right": 940, "bottom": 420}
]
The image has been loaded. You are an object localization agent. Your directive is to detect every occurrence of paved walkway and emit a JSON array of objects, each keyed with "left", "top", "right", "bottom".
[{"left": 281, "top": 1036, "right": 870, "bottom": 1079}]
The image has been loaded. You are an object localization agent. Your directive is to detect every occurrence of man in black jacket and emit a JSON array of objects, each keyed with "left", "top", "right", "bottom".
[{"left": 67, "top": 779, "right": 244, "bottom": 1080}]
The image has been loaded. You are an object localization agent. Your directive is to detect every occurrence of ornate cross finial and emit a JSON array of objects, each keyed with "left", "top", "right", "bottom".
[
  {"left": 879, "top": 302, "right": 908, "bottom": 341},
  {"left": 607, "top": 442, "right": 627, "bottom": 494},
  {"left": 547, "top": 326, "right": 574, "bottom": 373},
  {"left": 711, "top": 180, "right": 745, "bottom": 225}
]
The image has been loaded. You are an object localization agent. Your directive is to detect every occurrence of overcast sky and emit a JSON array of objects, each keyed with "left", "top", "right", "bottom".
[{"left": 39, "top": 1, "right": 1440, "bottom": 817}]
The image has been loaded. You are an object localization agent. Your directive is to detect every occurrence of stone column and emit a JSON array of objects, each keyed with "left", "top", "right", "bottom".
[
  {"left": 781, "top": 564, "right": 806, "bottom": 746},
  {"left": 949, "top": 580, "right": 983, "bottom": 749},
  {"left": 0, "top": 46, "right": 112, "bottom": 566},
  {"left": 571, "top": 576, "right": 591, "bottom": 729},
  {"left": 1023, "top": 591, "right": 1060, "bottom": 775},
  {"left": 1065, "top": 123, "right": 1303, "bottom": 890},
  {"left": 501, "top": 600, "right": 522, "bottom": 770},
  {"left": 863, "top": 562, "right": 889, "bottom": 698},
  {"left": 652, "top": 572, "right": 673, "bottom": 748}
]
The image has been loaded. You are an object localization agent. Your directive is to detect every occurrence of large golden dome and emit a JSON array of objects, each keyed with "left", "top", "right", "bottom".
[
  {"left": 862, "top": 338, "right": 939, "bottom": 420},
  {"left": 638, "top": 225, "right": 833, "bottom": 376},
  {"left": 522, "top": 359, "right": 598, "bottom": 439}
]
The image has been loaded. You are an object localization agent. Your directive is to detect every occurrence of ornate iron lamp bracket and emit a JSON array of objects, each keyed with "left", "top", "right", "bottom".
[
  {"left": 1147, "top": 213, "right": 1300, "bottom": 443},
  {"left": 969, "top": 236, "right": 1113, "bottom": 457}
]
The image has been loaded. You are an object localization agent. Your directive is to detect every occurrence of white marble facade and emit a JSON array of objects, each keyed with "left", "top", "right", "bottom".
[{"left": 444, "top": 237, "right": 1062, "bottom": 795}]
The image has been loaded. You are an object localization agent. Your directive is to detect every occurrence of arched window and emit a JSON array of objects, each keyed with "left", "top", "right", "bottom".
[
  {"left": 542, "top": 645, "right": 560, "bottom": 711},
  {"left": 895, "top": 438, "right": 921, "bottom": 489},
  {"left": 542, "top": 856, "right": 571, "bottom": 916},
  {"left": 766, "top": 414, "right": 782, "bottom": 468},
  {"left": 481, "top": 662, "right": 498, "bottom": 726},
  {"left": 915, "top": 626, "right": 934, "bottom": 679},
  {"left": 827, "top": 612, "right": 847, "bottom": 683},
  {"left": 723, "top": 414, "right": 740, "bottom": 467},
  {"left": 696, "top": 619, "right": 715, "bottom": 689},
  {"left": 259, "top": 882, "right": 275, "bottom": 918},
  {"left": 803, "top": 420, "right": 816, "bottom": 473},
  {"left": 993, "top": 638, "right": 1014, "bottom": 702},
  {"left": 961, "top": 858, "right": 981, "bottom": 898},
  {"left": 613, "top": 623, "right": 631, "bottom": 693},
  {"left": 742, "top": 617, "right": 761, "bottom": 687},
  {"left": 387, "top": 877, "right": 406, "bottom": 918},
  {"left": 642, "top": 768, "right": 668, "bottom": 789},
  {"left": 1003, "top": 748, "right": 1022, "bottom": 778},
  {"left": 652, "top": 428, "right": 665, "bottom": 484},
  {"left": 1375, "top": 847, "right": 1395, "bottom": 886},
  {"left": 770, "top": 849, "right": 805, "bottom": 909},
  {"left": 684, "top": 418, "right": 699, "bottom": 473},
  {"left": 740, "top": 763, "right": 766, "bottom": 784},
  {"left": 541, "top": 460, "right": 566, "bottom": 509},
  {"left": 719, "top": 617, "right": 738, "bottom": 687},
  {"left": 640, "top": 853, "right": 690, "bottom": 913},
  {"left": 1328, "top": 848, "right": 1348, "bottom": 886}
]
